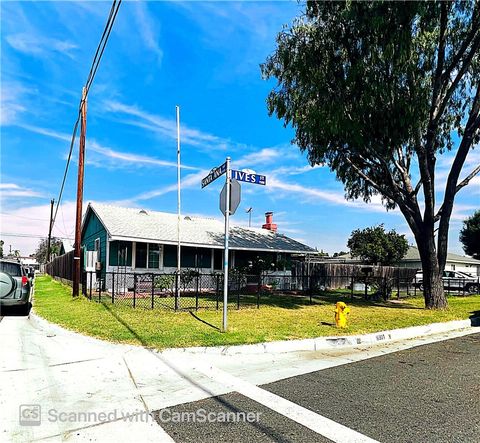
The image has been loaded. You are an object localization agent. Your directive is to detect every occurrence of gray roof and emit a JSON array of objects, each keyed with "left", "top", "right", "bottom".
[
  {"left": 329, "top": 246, "right": 480, "bottom": 265},
  {"left": 402, "top": 246, "right": 480, "bottom": 265},
  {"left": 86, "top": 203, "right": 315, "bottom": 254}
]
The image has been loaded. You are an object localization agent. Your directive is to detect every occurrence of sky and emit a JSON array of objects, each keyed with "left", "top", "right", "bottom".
[{"left": 1, "top": 1, "right": 479, "bottom": 257}]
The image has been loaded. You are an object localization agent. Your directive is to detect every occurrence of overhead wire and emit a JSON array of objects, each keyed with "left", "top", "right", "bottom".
[{"left": 51, "top": 0, "right": 122, "bottom": 232}]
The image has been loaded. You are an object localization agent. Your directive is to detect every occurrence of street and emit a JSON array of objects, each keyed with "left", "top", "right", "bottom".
[{"left": 0, "top": 313, "right": 478, "bottom": 442}]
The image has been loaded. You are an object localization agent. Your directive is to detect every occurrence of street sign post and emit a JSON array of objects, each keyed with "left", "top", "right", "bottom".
[
  {"left": 220, "top": 178, "right": 241, "bottom": 216},
  {"left": 231, "top": 170, "right": 266, "bottom": 185},
  {"left": 222, "top": 157, "right": 231, "bottom": 332},
  {"left": 201, "top": 158, "right": 267, "bottom": 333},
  {"left": 201, "top": 162, "right": 227, "bottom": 188}
]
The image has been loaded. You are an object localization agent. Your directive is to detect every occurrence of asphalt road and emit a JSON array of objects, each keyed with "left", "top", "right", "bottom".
[{"left": 156, "top": 334, "right": 480, "bottom": 443}]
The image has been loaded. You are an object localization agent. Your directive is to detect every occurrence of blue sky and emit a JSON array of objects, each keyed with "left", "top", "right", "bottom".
[{"left": 1, "top": 1, "right": 479, "bottom": 256}]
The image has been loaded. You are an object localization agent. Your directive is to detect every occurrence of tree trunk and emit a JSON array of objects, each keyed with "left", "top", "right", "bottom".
[{"left": 416, "top": 230, "right": 448, "bottom": 309}]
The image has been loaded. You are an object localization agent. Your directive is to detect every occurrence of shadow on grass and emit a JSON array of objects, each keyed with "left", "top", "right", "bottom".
[
  {"left": 255, "top": 292, "right": 424, "bottom": 311},
  {"left": 189, "top": 311, "right": 221, "bottom": 331}
]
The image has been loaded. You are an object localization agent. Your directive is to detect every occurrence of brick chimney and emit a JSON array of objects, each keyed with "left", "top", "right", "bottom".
[{"left": 262, "top": 211, "right": 277, "bottom": 233}]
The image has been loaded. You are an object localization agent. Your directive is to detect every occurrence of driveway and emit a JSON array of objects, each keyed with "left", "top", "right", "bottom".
[{"left": 0, "top": 312, "right": 478, "bottom": 442}]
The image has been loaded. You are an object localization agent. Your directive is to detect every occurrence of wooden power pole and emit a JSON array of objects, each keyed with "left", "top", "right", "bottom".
[
  {"left": 72, "top": 87, "right": 87, "bottom": 297},
  {"left": 46, "top": 198, "right": 54, "bottom": 263}
]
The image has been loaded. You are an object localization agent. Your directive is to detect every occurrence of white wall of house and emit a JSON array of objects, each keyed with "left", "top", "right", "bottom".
[{"left": 399, "top": 260, "right": 479, "bottom": 276}]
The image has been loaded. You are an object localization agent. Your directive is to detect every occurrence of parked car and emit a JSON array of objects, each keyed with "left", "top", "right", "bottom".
[
  {"left": 414, "top": 270, "right": 479, "bottom": 294},
  {"left": 0, "top": 259, "right": 31, "bottom": 315}
]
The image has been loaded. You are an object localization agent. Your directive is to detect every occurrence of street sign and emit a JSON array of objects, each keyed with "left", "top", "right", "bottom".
[
  {"left": 231, "top": 169, "right": 266, "bottom": 185},
  {"left": 201, "top": 162, "right": 227, "bottom": 188},
  {"left": 220, "top": 178, "right": 241, "bottom": 216}
]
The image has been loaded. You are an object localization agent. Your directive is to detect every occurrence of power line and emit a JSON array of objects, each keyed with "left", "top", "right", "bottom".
[
  {"left": 0, "top": 233, "right": 74, "bottom": 240},
  {"left": 0, "top": 212, "right": 49, "bottom": 222},
  {"left": 51, "top": 0, "right": 122, "bottom": 231}
]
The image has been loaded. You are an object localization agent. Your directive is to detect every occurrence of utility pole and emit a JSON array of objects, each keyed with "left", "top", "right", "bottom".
[
  {"left": 46, "top": 198, "right": 54, "bottom": 263},
  {"left": 73, "top": 87, "right": 87, "bottom": 297}
]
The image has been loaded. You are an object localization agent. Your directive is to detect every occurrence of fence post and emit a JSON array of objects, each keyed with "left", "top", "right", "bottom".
[
  {"left": 414, "top": 276, "right": 417, "bottom": 297},
  {"left": 462, "top": 278, "right": 465, "bottom": 296},
  {"left": 112, "top": 272, "right": 115, "bottom": 304},
  {"left": 351, "top": 276, "right": 354, "bottom": 301},
  {"left": 133, "top": 274, "right": 137, "bottom": 308},
  {"left": 195, "top": 274, "right": 199, "bottom": 311},
  {"left": 151, "top": 273, "right": 155, "bottom": 309},
  {"left": 216, "top": 274, "right": 220, "bottom": 310},
  {"left": 98, "top": 272, "right": 102, "bottom": 302},
  {"left": 89, "top": 272, "right": 92, "bottom": 300},
  {"left": 364, "top": 276, "right": 368, "bottom": 300},
  {"left": 174, "top": 273, "right": 179, "bottom": 311},
  {"left": 397, "top": 272, "right": 400, "bottom": 299},
  {"left": 237, "top": 275, "right": 240, "bottom": 310}
]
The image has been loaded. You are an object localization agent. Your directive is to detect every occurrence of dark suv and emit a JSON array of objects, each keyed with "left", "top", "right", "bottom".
[{"left": 0, "top": 259, "right": 31, "bottom": 315}]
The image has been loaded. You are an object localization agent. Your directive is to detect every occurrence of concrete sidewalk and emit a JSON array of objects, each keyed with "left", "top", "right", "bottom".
[{"left": 0, "top": 312, "right": 478, "bottom": 442}]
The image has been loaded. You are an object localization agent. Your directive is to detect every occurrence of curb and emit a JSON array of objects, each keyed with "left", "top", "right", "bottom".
[
  {"left": 29, "top": 308, "right": 478, "bottom": 357},
  {"left": 163, "top": 319, "right": 477, "bottom": 356}
]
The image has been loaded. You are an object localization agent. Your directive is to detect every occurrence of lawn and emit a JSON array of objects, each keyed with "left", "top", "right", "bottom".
[{"left": 33, "top": 275, "right": 479, "bottom": 350}]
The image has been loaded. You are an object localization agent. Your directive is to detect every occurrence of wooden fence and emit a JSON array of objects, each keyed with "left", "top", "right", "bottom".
[{"left": 45, "top": 250, "right": 75, "bottom": 282}]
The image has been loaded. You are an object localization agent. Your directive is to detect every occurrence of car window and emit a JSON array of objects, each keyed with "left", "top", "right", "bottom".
[{"left": 0, "top": 262, "right": 23, "bottom": 276}]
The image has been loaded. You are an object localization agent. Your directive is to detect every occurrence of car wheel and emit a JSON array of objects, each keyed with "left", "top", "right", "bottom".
[{"left": 467, "top": 284, "right": 479, "bottom": 295}]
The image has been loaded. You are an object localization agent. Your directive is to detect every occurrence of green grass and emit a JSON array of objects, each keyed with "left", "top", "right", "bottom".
[{"left": 33, "top": 275, "right": 480, "bottom": 350}]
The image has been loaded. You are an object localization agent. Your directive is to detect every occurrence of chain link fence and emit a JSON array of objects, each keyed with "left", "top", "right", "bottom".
[{"left": 81, "top": 269, "right": 480, "bottom": 311}]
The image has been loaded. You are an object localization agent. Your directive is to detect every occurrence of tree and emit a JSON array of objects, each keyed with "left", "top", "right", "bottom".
[
  {"left": 460, "top": 210, "right": 480, "bottom": 259},
  {"left": 332, "top": 251, "right": 348, "bottom": 258},
  {"left": 262, "top": 1, "right": 480, "bottom": 308},
  {"left": 347, "top": 225, "right": 409, "bottom": 265},
  {"left": 35, "top": 237, "right": 62, "bottom": 264}
]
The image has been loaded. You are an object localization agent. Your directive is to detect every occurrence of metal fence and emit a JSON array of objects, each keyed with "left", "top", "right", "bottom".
[{"left": 81, "top": 270, "right": 480, "bottom": 311}]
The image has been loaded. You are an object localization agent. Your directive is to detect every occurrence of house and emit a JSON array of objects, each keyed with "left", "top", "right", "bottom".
[
  {"left": 81, "top": 203, "right": 316, "bottom": 275},
  {"left": 59, "top": 239, "right": 74, "bottom": 256},
  {"left": 326, "top": 246, "right": 480, "bottom": 276},
  {"left": 397, "top": 246, "right": 480, "bottom": 276}
]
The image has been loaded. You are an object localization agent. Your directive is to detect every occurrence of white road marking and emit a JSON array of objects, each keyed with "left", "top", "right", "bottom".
[{"left": 172, "top": 355, "right": 380, "bottom": 443}]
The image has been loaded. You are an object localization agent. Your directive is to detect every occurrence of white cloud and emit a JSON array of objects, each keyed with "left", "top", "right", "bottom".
[
  {"left": 132, "top": 2, "right": 163, "bottom": 65},
  {"left": 103, "top": 100, "right": 234, "bottom": 151},
  {"left": 14, "top": 123, "right": 198, "bottom": 171},
  {"left": 6, "top": 32, "right": 78, "bottom": 59},
  {"left": 0, "top": 183, "right": 44, "bottom": 200},
  {"left": 0, "top": 201, "right": 76, "bottom": 256}
]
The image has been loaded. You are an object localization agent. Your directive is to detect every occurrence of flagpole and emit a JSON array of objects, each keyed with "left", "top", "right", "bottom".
[{"left": 176, "top": 105, "right": 181, "bottom": 309}]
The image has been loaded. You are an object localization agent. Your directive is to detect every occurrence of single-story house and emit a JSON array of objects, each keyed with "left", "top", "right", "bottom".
[
  {"left": 81, "top": 203, "right": 316, "bottom": 275},
  {"left": 326, "top": 246, "right": 480, "bottom": 276},
  {"left": 59, "top": 239, "right": 74, "bottom": 256}
]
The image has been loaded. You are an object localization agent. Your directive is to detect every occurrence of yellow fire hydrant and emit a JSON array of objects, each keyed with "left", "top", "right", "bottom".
[{"left": 334, "top": 302, "right": 350, "bottom": 328}]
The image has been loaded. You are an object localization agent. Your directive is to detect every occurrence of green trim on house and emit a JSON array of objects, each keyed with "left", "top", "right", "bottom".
[{"left": 81, "top": 209, "right": 107, "bottom": 268}]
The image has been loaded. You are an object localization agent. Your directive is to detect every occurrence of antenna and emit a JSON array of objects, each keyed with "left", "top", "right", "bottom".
[{"left": 245, "top": 207, "right": 253, "bottom": 227}]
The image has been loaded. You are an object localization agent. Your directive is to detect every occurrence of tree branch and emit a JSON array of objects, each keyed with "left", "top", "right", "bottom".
[{"left": 436, "top": 163, "right": 480, "bottom": 222}]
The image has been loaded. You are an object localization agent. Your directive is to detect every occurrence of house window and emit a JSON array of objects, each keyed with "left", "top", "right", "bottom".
[
  {"left": 109, "top": 241, "right": 132, "bottom": 267},
  {"left": 214, "top": 249, "right": 223, "bottom": 271},
  {"left": 163, "top": 245, "right": 177, "bottom": 267},
  {"left": 148, "top": 244, "right": 161, "bottom": 269},
  {"left": 94, "top": 238, "right": 100, "bottom": 261},
  {"left": 451, "top": 264, "right": 456, "bottom": 271},
  {"left": 136, "top": 243, "right": 148, "bottom": 268}
]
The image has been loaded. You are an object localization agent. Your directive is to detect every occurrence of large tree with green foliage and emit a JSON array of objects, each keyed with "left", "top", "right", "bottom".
[
  {"left": 262, "top": 1, "right": 480, "bottom": 308},
  {"left": 460, "top": 210, "right": 480, "bottom": 259},
  {"left": 348, "top": 225, "right": 409, "bottom": 266},
  {"left": 35, "top": 237, "right": 62, "bottom": 264}
]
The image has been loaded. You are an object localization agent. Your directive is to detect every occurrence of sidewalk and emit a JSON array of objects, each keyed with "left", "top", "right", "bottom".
[{"left": 0, "top": 311, "right": 478, "bottom": 442}]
